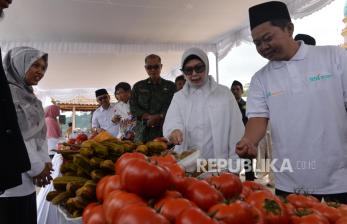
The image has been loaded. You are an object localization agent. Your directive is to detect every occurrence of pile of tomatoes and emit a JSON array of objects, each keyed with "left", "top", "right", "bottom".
[{"left": 82, "top": 152, "right": 347, "bottom": 224}]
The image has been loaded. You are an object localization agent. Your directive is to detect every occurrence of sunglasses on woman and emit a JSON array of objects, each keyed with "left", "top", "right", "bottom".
[{"left": 181, "top": 64, "right": 206, "bottom": 76}]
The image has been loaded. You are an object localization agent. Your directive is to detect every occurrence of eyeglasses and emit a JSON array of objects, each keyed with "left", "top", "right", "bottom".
[
  {"left": 97, "top": 95, "right": 108, "bottom": 101},
  {"left": 181, "top": 64, "right": 206, "bottom": 76},
  {"left": 145, "top": 64, "right": 161, "bottom": 70}
]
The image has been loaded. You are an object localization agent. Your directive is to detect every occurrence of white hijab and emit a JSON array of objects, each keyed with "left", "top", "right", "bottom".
[{"left": 181, "top": 47, "right": 212, "bottom": 91}]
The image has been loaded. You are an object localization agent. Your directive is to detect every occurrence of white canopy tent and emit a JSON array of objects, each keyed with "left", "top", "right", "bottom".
[{"left": 0, "top": 0, "right": 335, "bottom": 101}]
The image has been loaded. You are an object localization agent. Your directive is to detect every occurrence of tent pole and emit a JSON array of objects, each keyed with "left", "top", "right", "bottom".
[
  {"left": 215, "top": 52, "right": 219, "bottom": 84},
  {"left": 72, "top": 106, "right": 76, "bottom": 130}
]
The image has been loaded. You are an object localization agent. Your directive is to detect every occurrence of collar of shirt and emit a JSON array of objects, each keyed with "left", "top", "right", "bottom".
[
  {"left": 99, "top": 103, "right": 115, "bottom": 112},
  {"left": 147, "top": 77, "right": 162, "bottom": 85},
  {"left": 238, "top": 98, "right": 246, "bottom": 104},
  {"left": 186, "top": 75, "right": 214, "bottom": 97},
  {"left": 190, "top": 80, "right": 210, "bottom": 96},
  {"left": 271, "top": 40, "right": 308, "bottom": 70}
]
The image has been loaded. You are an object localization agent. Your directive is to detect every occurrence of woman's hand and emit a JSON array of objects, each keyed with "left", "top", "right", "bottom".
[
  {"left": 168, "top": 129, "right": 183, "bottom": 145},
  {"left": 33, "top": 163, "right": 53, "bottom": 187}
]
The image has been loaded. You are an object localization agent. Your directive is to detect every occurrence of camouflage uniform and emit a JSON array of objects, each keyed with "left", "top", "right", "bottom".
[{"left": 130, "top": 77, "right": 175, "bottom": 143}]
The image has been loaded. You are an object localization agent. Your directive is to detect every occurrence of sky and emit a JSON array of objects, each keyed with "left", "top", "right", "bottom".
[{"left": 217, "top": 0, "right": 346, "bottom": 89}]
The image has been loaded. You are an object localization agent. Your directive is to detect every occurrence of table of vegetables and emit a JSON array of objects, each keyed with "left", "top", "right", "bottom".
[{"left": 46, "top": 131, "right": 347, "bottom": 224}]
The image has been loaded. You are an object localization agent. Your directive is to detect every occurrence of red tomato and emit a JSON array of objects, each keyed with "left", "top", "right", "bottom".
[
  {"left": 284, "top": 202, "right": 296, "bottom": 217},
  {"left": 103, "top": 190, "right": 146, "bottom": 224},
  {"left": 154, "top": 190, "right": 182, "bottom": 210},
  {"left": 209, "top": 201, "right": 264, "bottom": 224},
  {"left": 326, "top": 201, "right": 347, "bottom": 217},
  {"left": 114, "top": 152, "right": 146, "bottom": 174},
  {"left": 84, "top": 205, "right": 106, "bottom": 224},
  {"left": 96, "top": 176, "right": 111, "bottom": 202},
  {"left": 242, "top": 181, "right": 267, "bottom": 191},
  {"left": 239, "top": 186, "right": 252, "bottom": 200},
  {"left": 286, "top": 194, "right": 320, "bottom": 209},
  {"left": 102, "top": 175, "right": 122, "bottom": 200},
  {"left": 162, "top": 162, "right": 185, "bottom": 177},
  {"left": 76, "top": 133, "right": 88, "bottom": 144},
  {"left": 176, "top": 207, "right": 218, "bottom": 224},
  {"left": 205, "top": 173, "right": 242, "bottom": 199},
  {"left": 120, "top": 158, "right": 172, "bottom": 198},
  {"left": 113, "top": 204, "right": 169, "bottom": 224},
  {"left": 291, "top": 213, "right": 329, "bottom": 224},
  {"left": 158, "top": 198, "right": 195, "bottom": 222},
  {"left": 336, "top": 216, "right": 347, "bottom": 224},
  {"left": 151, "top": 154, "right": 176, "bottom": 165},
  {"left": 172, "top": 177, "right": 197, "bottom": 195},
  {"left": 161, "top": 190, "right": 182, "bottom": 198},
  {"left": 311, "top": 203, "right": 341, "bottom": 223},
  {"left": 184, "top": 179, "right": 224, "bottom": 211},
  {"left": 82, "top": 202, "right": 98, "bottom": 223},
  {"left": 338, "top": 204, "right": 347, "bottom": 217},
  {"left": 246, "top": 190, "right": 289, "bottom": 224},
  {"left": 67, "top": 138, "right": 76, "bottom": 145}
]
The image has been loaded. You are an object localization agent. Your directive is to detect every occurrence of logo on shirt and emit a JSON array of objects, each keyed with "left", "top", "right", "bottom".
[
  {"left": 308, "top": 74, "right": 332, "bottom": 82},
  {"left": 266, "top": 90, "right": 285, "bottom": 98}
]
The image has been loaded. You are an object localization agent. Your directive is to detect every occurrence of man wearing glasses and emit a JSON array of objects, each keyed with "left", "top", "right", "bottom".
[
  {"left": 92, "top": 88, "right": 119, "bottom": 137},
  {"left": 130, "top": 54, "right": 176, "bottom": 142}
]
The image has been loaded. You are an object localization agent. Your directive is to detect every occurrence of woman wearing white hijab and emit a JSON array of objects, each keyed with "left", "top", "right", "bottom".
[
  {"left": 163, "top": 48, "right": 244, "bottom": 171},
  {"left": 0, "top": 46, "right": 52, "bottom": 224}
]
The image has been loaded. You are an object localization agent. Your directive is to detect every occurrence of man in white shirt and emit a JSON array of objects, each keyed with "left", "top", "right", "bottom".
[
  {"left": 92, "top": 89, "right": 119, "bottom": 137},
  {"left": 236, "top": 1, "right": 347, "bottom": 203}
]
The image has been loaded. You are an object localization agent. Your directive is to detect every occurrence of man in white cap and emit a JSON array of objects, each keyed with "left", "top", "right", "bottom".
[{"left": 236, "top": 1, "right": 347, "bottom": 203}]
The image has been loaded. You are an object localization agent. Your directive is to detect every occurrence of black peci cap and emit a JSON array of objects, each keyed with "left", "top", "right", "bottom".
[{"left": 249, "top": 1, "right": 291, "bottom": 30}]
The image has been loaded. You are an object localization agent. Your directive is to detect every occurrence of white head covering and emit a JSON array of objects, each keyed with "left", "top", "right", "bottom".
[
  {"left": 3, "top": 46, "right": 48, "bottom": 142},
  {"left": 181, "top": 47, "right": 210, "bottom": 88},
  {"left": 181, "top": 47, "right": 209, "bottom": 76}
]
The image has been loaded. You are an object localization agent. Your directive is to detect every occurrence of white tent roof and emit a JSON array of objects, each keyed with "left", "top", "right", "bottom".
[{"left": 0, "top": 0, "right": 334, "bottom": 99}]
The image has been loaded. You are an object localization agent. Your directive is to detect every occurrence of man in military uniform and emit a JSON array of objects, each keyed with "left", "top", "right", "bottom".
[{"left": 130, "top": 54, "right": 176, "bottom": 142}]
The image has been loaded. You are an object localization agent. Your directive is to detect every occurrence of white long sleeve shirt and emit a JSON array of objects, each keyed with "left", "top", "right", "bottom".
[{"left": 92, "top": 103, "right": 119, "bottom": 137}]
